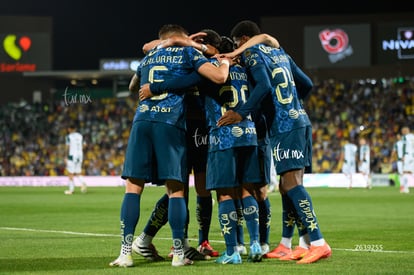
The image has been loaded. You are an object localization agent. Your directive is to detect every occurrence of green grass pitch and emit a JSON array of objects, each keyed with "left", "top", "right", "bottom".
[{"left": 0, "top": 185, "right": 413, "bottom": 274}]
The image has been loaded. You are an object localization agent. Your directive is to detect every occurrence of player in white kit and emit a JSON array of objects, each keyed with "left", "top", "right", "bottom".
[
  {"left": 401, "top": 126, "right": 414, "bottom": 194},
  {"left": 391, "top": 133, "right": 404, "bottom": 190},
  {"left": 340, "top": 140, "right": 358, "bottom": 188},
  {"left": 358, "top": 137, "right": 371, "bottom": 188},
  {"left": 64, "top": 123, "right": 87, "bottom": 195}
]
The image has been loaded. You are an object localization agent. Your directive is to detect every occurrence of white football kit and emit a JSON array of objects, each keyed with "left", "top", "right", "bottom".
[
  {"left": 66, "top": 132, "right": 84, "bottom": 174},
  {"left": 342, "top": 143, "right": 357, "bottom": 175}
]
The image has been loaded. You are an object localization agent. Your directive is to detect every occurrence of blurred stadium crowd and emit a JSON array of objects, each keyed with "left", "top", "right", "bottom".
[{"left": 1, "top": 77, "right": 413, "bottom": 176}]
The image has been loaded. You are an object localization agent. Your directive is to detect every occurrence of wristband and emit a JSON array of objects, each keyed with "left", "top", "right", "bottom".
[
  {"left": 220, "top": 59, "right": 230, "bottom": 66},
  {"left": 201, "top": 44, "right": 208, "bottom": 53}
]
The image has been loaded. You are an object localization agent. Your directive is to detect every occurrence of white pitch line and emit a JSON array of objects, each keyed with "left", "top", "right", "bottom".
[
  {"left": 1, "top": 227, "right": 413, "bottom": 254},
  {"left": 0, "top": 226, "right": 118, "bottom": 237},
  {"left": 332, "top": 248, "right": 414, "bottom": 254},
  {"left": 0, "top": 226, "right": 213, "bottom": 242}
]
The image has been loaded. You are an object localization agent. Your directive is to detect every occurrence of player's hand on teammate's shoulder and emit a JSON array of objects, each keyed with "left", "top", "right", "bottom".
[
  {"left": 189, "top": 31, "right": 207, "bottom": 41},
  {"left": 213, "top": 52, "right": 239, "bottom": 65}
]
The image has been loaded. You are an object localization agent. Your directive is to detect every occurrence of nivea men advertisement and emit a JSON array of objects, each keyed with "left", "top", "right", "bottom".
[
  {"left": 375, "top": 22, "right": 414, "bottom": 64},
  {"left": 304, "top": 24, "right": 371, "bottom": 69}
]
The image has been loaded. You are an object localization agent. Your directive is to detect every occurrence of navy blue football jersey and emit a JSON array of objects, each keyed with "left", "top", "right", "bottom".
[
  {"left": 240, "top": 44, "right": 312, "bottom": 135},
  {"left": 134, "top": 45, "right": 209, "bottom": 130},
  {"left": 204, "top": 62, "right": 257, "bottom": 151}
]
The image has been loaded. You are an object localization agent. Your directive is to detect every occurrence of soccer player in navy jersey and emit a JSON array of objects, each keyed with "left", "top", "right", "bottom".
[
  {"left": 109, "top": 24, "right": 231, "bottom": 268},
  {"left": 177, "top": 30, "right": 221, "bottom": 259},
  {"left": 222, "top": 33, "right": 311, "bottom": 261},
  {"left": 217, "top": 20, "right": 332, "bottom": 264},
  {"left": 141, "top": 35, "right": 273, "bottom": 264},
  {"left": 132, "top": 29, "right": 221, "bottom": 262},
  {"left": 142, "top": 33, "right": 288, "bottom": 263},
  {"left": 219, "top": 36, "right": 273, "bottom": 257},
  {"left": 203, "top": 54, "right": 264, "bottom": 264}
]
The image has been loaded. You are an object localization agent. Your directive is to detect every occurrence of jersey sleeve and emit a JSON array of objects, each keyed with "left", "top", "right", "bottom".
[
  {"left": 149, "top": 71, "right": 202, "bottom": 94},
  {"left": 236, "top": 49, "right": 273, "bottom": 119},
  {"left": 288, "top": 54, "right": 313, "bottom": 100}
]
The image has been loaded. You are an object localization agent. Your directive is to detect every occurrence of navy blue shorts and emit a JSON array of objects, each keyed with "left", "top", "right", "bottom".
[
  {"left": 270, "top": 126, "right": 312, "bottom": 175},
  {"left": 206, "top": 146, "right": 262, "bottom": 190},
  {"left": 258, "top": 139, "right": 272, "bottom": 184},
  {"left": 122, "top": 120, "right": 187, "bottom": 183},
  {"left": 186, "top": 118, "right": 208, "bottom": 174}
]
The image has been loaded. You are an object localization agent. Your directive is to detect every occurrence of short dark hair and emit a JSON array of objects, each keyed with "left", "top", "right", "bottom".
[
  {"left": 158, "top": 24, "right": 189, "bottom": 39},
  {"left": 230, "top": 20, "right": 261, "bottom": 39},
  {"left": 67, "top": 123, "right": 76, "bottom": 130},
  {"left": 200, "top": 29, "right": 222, "bottom": 49},
  {"left": 219, "top": 36, "right": 234, "bottom": 53}
]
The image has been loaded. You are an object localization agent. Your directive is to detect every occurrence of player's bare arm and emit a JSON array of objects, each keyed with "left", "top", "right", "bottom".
[
  {"left": 139, "top": 58, "right": 230, "bottom": 99},
  {"left": 198, "top": 58, "right": 231, "bottom": 84},
  {"left": 128, "top": 74, "right": 140, "bottom": 93},
  {"left": 142, "top": 39, "right": 162, "bottom": 54},
  {"left": 147, "top": 32, "right": 219, "bottom": 57},
  {"left": 217, "top": 33, "right": 280, "bottom": 60}
]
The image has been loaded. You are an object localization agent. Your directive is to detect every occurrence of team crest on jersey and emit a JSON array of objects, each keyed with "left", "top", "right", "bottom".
[{"left": 244, "top": 49, "right": 252, "bottom": 57}]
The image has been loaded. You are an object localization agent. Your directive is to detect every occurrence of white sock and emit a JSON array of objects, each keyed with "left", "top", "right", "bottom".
[
  {"left": 138, "top": 232, "right": 153, "bottom": 246},
  {"left": 68, "top": 179, "right": 75, "bottom": 192},
  {"left": 280, "top": 237, "right": 292, "bottom": 249},
  {"left": 77, "top": 176, "right": 86, "bottom": 186},
  {"left": 310, "top": 238, "right": 325, "bottom": 247},
  {"left": 404, "top": 175, "right": 410, "bottom": 192},
  {"left": 299, "top": 234, "right": 310, "bottom": 248},
  {"left": 184, "top": 238, "right": 190, "bottom": 249},
  {"left": 121, "top": 244, "right": 132, "bottom": 255}
]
